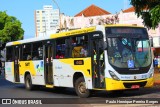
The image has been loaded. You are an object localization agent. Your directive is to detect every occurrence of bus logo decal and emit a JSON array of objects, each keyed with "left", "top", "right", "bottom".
[{"left": 36, "top": 61, "right": 44, "bottom": 72}]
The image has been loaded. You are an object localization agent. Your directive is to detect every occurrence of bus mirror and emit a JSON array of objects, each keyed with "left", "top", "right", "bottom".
[{"left": 103, "top": 42, "right": 107, "bottom": 50}]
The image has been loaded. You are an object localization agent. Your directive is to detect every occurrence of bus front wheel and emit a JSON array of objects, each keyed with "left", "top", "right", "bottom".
[
  {"left": 25, "top": 74, "right": 34, "bottom": 90},
  {"left": 75, "top": 77, "right": 90, "bottom": 98}
]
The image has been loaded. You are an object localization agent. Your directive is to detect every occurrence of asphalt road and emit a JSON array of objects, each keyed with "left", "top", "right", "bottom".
[{"left": 1, "top": 74, "right": 160, "bottom": 107}]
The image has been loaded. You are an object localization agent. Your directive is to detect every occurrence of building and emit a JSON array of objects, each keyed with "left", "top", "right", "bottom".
[
  {"left": 74, "top": 4, "right": 111, "bottom": 28},
  {"left": 60, "top": 4, "right": 119, "bottom": 30},
  {"left": 35, "top": 5, "right": 60, "bottom": 37}
]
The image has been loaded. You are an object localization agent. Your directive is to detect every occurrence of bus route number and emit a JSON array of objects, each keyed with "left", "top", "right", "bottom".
[
  {"left": 74, "top": 60, "right": 84, "bottom": 65},
  {"left": 25, "top": 62, "right": 30, "bottom": 66}
]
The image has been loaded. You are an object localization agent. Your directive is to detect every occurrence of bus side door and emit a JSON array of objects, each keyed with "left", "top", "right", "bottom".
[
  {"left": 14, "top": 45, "right": 20, "bottom": 82},
  {"left": 90, "top": 32, "right": 105, "bottom": 89},
  {"left": 44, "top": 42, "right": 54, "bottom": 85}
]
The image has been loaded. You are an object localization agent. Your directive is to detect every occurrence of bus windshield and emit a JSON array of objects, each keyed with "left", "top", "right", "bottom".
[{"left": 107, "top": 36, "right": 152, "bottom": 69}]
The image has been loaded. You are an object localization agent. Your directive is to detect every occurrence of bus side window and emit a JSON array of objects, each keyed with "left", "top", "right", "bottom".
[
  {"left": 71, "top": 35, "right": 88, "bottom": 58},
  {"left": 55, "top": 39, "right": 66, "bottom": 59},
  {"left": 32, "top": 42, "right": 43, "bottom": 60},
  {"left": 72, "top": 46, "right": 82, "bottom": 58},
  {"left": 27, "top": 55, "right": 32, "bottom": 60},
  {"left": 22, "top": 44, "right": 32, "bottom": 61},
  {"left": 56, "top": 50, "right": 64, "bottom": 59},
  {"left": 6, "top": 47, "right": 13, "bottom": 62}
]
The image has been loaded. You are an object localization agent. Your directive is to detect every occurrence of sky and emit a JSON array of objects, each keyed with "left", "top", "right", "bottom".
[{"left": 0, "top": 0, "right": 131, "bottom": 39}]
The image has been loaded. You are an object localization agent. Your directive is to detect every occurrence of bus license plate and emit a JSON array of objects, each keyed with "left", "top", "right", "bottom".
[{"left": 131, "top": 85, "right": 140, "bottom": 89}]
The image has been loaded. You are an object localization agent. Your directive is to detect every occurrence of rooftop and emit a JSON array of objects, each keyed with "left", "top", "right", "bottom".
[
  {"left": 123, "top": 6, "right": 135, "bottom": 13},
  {"left": 75, "top": 4, "right": 111, "bottom": 17}
]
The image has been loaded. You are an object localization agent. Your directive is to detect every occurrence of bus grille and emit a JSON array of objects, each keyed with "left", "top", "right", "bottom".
[{"left": 123, "top": 81, "right": 147, "bottom": 88}]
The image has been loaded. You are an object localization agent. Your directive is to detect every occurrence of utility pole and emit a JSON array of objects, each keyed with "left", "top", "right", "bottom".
[{"left": 52, "top": 0, "right": 61, "bottom": 32}]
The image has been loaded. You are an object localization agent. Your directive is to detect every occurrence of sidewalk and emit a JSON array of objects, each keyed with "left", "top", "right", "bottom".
[{"left": 154, "top": 68, "right": 160, "bottom": 85}]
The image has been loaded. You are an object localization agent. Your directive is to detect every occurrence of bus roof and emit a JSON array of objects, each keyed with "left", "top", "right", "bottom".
[
  {"left": 6, "top": 24, "right": 145, "bottom": 46},
  {"left": 6, "top": 26, "right": 96, "bottom": 46},
  {"left": 104, "top": 24, "right": 144, "bottom": 28}
]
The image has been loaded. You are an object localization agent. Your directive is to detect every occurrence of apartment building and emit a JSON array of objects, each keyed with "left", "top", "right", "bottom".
[{"left": 35, "top": 5, "right": 60, "bottom": 37}]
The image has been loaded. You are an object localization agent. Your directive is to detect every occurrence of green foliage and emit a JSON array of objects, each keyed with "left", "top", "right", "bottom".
[
  {"left": 130, "top": 0, "right": 160, "bottom": 29},
  {"left": 0, "top": 11, "right": 24, "bottom": 43},
  {"left": 150, "top": 5, "right": 160, "bottom": 29}
]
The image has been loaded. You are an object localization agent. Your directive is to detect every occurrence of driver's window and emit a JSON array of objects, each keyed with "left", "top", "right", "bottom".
[{"left": 135, "top": 40, "right": 151, "bottom": 67}]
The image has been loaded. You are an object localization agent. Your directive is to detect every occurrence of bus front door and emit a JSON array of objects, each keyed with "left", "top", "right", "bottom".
[
  {"left": 14, "top": 46, "right": 20, "bottom": 82},
  {"left": 91, "top": 39, "right": 105, "bottom": 89},
  {"left": 44, "top": 44, "right": 53, "bottom": 85}
]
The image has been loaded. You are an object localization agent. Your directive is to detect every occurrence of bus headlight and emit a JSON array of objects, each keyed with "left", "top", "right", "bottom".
[
  {"left": 109, "top": 70, "right": 120, "bottom": 81},
  {"left": 149, "top": 73, "right": 153, "bottom": 78}
]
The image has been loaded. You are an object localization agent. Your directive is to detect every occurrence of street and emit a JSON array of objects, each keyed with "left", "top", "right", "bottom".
[{"left": 1, "top": 74, "right": 160, "bottom": 107}]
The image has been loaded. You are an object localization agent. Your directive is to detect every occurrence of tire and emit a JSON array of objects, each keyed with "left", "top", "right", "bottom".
[
  {"left": 75, "top": 77, "right": 90, "bottom": 98},
  {"left": 25, "top": 74, "right": 34, "bottom": 90}
]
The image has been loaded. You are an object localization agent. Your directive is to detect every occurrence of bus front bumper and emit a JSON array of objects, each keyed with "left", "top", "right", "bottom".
[{"left": 105, "top": 77, "right": 154, "bottom": 91}]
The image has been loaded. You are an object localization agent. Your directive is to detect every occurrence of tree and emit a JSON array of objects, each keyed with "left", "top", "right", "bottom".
[
  {"left": 130, "top": 0, "right": 160, "bottom": 29},
  {"left": 0, "top": 11, "right": 24, "bottom": 43}
]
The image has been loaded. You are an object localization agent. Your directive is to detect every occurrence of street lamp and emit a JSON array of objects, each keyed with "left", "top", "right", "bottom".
[{"left": 52, "top": 0, "right": 61, "bottom": 31}]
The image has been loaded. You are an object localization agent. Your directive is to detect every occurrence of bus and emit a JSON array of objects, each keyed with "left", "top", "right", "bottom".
[{"left": 5, "top": 24, "right": 154, "bottom": 98}]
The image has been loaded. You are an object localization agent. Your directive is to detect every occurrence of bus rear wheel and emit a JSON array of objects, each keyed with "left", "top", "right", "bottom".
[
  {"left": 25, "top": 74, "right": 34, "bottom": 90},
  {"left": 75, "top": 77, "right": 90, "bottom": 98}
]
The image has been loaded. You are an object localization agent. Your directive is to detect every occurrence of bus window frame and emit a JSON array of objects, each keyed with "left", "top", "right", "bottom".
[
  {"left": 22, "top": 43, "right": 32, "bottom": 61},
  {"left": 55, "top": 37, "right": 71, "bottom": 59},
  {"left": 31, "top": 41, "right": 44, "bottom": 60},
  {"left": 6, "top": 46, "right": 14, "bottom": 62},
  {"left": 70, "top": 33, "right": 90, "bottom": 58}
]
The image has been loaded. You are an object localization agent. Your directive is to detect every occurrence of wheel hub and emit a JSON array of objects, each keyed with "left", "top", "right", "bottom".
[
  {"left": 26, "top": 78, "right": 30, "bottom": 88},
  {"left": 78, "top": 82, "right": 86, "bottom": 94}
]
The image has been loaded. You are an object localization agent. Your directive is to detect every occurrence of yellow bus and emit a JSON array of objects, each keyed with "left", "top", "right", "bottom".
[{"left": 5, "top": 24, "right": 154, "bottom": 97}]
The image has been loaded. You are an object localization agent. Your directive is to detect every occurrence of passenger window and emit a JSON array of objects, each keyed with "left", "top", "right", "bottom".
[
  {"left": 55, "top": 39, "right": 66, "bottom": 59},
  {"left": 22, "top": 44, "right": 31, "bottom": 60},
  {"left": 32, "top": 42, "right": 43, "bottom": 60},
  {"left": 6, "top": 47, "right": 13, "bottom": 62},
  {"left": 72, "top": 35, "right": 88, "bottom": 58}
]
